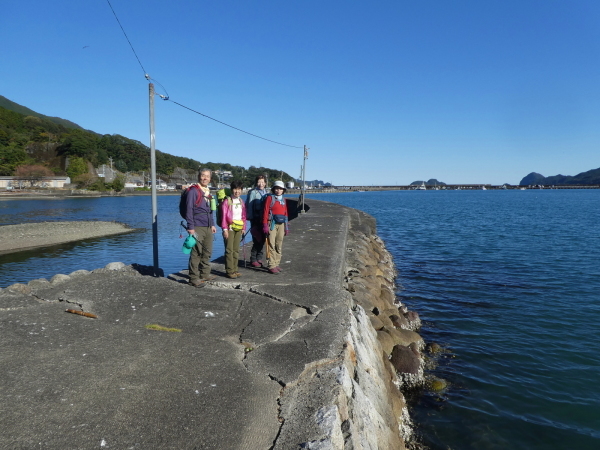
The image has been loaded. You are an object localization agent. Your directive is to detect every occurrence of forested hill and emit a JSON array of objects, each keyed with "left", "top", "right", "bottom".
[
  {"left": 0, "top": 96, "right": 295, "bottom": 185},
  {"left": 519, "top": 168, "right": 600, "bottom": 186},
  {"left": 0, "top": 95, "right": 83, "bottom": 131}
]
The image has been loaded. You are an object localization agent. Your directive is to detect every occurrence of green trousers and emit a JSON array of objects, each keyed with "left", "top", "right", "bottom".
[
  {"left": 188, "top": 226, "right": 214, "bottom": 281},
  {"left": 224, "top": 229, "right": 242, "bottom": 275}
]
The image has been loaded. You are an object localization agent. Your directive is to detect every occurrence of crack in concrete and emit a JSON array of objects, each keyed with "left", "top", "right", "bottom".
[
  {"left": 27, "top": 291, "right": 84, "bottom": 310},
  {"left": 238, "top": 318, "right": 255, "bottom": 370},
  {"left": 267, "top": 375, "right": 286, "bottom": 450},
  {"left": 247, "top": 287, "right": 317, "bottom": 315}
]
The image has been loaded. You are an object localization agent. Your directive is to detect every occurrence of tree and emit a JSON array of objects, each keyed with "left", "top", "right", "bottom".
[
  {"left": 66, "top": 156, "right": 88, "bottom": 179},
  {"left": 0, "top": 146, "right": 32, "bottom": 175},
  {"left": 115, "top": 159, "right": 127, "bottom": 173},
  {"left": 110, "top": 174, "right": 125, "bottom": 192},
  {"left": 74, "top": 173, "right": 97, "bottom": 189},
  {"left": 14, "top": 164, "right": 54, "bottom": 187}
]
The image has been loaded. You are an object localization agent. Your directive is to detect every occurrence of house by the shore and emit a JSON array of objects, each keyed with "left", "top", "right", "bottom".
[{"left": 0, "top": 176, "right": 71, "bottom": 190}]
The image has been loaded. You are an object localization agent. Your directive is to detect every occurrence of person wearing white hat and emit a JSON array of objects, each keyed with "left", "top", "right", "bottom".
[{"left": 262, "top": 181, "right": 289, "bottom": 274}]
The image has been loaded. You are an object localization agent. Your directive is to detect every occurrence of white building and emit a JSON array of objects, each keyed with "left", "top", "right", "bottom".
[{"left": 0, "top": 176, "right": 71, "bottom": 189}]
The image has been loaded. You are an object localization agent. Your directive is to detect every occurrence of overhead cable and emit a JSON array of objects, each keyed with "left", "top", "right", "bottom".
[
  {"left": 165, "top": 98, "right": 303, "bottom": 149},
  {"left": 105, "top": 0, "right": 147, "bottom": 76},
  {"left": 105, "top": 0, "right": 301, "bottom": 149}
]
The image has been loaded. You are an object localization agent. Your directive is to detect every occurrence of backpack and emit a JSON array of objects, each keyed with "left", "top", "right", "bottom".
[
  {"left": 215, "top": 188, "right": 232, "bottom": 227},
  {"left": 246, "top": 188, "right": 267, "bottom": 221},
  {"left": 266, "top": 194, "right": 287, "bottom": 227},
  {"left": 179, "top": 185, "right": 202, "bottom": 220}
]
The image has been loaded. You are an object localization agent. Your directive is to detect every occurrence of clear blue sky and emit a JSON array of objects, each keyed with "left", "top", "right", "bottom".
[{"left": 3, "top": 0, "right": 600, "bottom": 185}]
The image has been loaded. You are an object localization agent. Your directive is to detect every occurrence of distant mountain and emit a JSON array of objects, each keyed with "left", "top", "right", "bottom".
[
  {"left": 519, "top": 172, "right": 546, "bottom": 186},
  {"left": 519, "top": 168, "right": 600, "bottom": 186},
  {"left": 0, "top": 95, "right": 84, "bottom": 130},
  {"left": 410, "top": 179, "right": 446, "bottom": 186}
]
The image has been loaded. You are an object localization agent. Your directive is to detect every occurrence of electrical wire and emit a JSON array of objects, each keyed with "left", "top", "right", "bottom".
[
  {"left": 105, "top": 0, "right": 302, "bottom": 149},
  {"left": 105, "top": 0, "right": 147, "bottom": 76},
  {"left": 165, "top": 99, "right": 303, "bottom": 149}
]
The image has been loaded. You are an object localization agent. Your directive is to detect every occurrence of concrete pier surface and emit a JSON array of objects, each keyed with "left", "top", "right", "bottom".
[{"left": 0, "top": 200, "right": 421, "bottom": 449}]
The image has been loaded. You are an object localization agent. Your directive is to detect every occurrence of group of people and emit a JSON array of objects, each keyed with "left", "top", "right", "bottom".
[{"left": 184, "top": 168, "right": 289, "bottom": 288}]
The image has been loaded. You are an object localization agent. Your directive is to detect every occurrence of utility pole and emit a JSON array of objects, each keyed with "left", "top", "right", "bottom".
[
  {"left": 301, "top": 145, "right": 308, "bottom": 213},
  {"left": 149, "top": 82, "right": 159, "bottom": 276}
]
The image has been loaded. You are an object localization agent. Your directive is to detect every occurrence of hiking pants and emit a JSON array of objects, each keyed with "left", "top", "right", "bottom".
[
  {"left": 225, "top": 229, "right": 242, "bottom": 275},
  {"left": 188, "top": 226, "right": 213, "bottom": 281},
  {"left": 250, "top": 220, "right": 265, "bottom": 263},
  {"left": 266, "top": 223, "right": 285, "bottom": 269}
]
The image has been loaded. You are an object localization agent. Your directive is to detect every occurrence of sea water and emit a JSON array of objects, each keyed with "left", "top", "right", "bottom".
[
  {"left": 1, "top": 190, "right": 599, "bottom": 449},
  {"left": 307, "top": 190, "right": 600, "bottom": 450}
]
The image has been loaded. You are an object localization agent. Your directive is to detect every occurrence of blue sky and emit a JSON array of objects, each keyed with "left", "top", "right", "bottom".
[{"left": 3, "top": 0, "right": 600, "bottom": 185}]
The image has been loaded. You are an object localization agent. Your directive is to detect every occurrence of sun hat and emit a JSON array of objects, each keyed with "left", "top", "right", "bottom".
[
  {"left": 271, "top": 180, "right": 287, "bottom": 193},
  {"left": 182, "top": 234, "right": 197, "bottom": 254}
]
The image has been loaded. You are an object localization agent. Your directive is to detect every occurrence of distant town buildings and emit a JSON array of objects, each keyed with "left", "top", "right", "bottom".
[{"left": 0, "top": 176, "right": 71, "bottom": 189}]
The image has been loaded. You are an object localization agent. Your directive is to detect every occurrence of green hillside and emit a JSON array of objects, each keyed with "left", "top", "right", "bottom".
[
  {"left": 0, "top": 95, "right": 83, "bottom": 130},
  {"left": 0, "top": 96, "right": 295, "bottom": 186}
]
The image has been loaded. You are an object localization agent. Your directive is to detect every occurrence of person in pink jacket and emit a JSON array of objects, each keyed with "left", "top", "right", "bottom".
[{"left": 219, "top": 180, "right": 247, "bottom": 278}]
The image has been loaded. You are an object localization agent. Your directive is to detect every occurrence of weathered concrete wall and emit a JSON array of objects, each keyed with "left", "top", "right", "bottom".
[{"left": 270, "top": 207, "right": 424, "bottom": 449}]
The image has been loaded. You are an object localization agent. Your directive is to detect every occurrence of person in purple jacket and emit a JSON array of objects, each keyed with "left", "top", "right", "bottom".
[{"left": 186, "top": 168, "right": 216, "bottom": 287}]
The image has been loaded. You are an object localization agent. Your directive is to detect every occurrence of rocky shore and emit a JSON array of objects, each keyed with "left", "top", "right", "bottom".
[
  {"left": 0, "top": 200, "right": 430, "bottom": 449},
  {"left": 0, "top": 221, "right": 135, "bottom": 254}
]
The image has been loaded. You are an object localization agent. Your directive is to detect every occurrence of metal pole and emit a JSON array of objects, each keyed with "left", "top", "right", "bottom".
[
  {"left": 149, "top": 83, "right": 159, "bottom": 276},
  {"left": 301, "top": 145, "right": 308, "bottom": 213}
]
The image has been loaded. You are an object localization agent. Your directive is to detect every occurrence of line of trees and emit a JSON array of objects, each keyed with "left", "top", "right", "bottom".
[{"left": 1, "top": 105, "right": 296, "bottom": 190}]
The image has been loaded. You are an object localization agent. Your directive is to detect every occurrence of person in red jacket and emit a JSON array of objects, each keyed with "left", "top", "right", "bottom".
[{"left": 262, "top": 181, "right": 289, "bottom": 274}]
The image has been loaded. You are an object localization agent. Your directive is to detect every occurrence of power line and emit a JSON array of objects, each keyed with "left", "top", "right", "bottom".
[
  {"left": 105, "top": 0, "right": 302, "bottom": 149},
  {"left": 165, "top": 99, "right": 303, "bottom": 149},
  {"left": 105, "top": 0, "right": 147, "bottom": 76}
]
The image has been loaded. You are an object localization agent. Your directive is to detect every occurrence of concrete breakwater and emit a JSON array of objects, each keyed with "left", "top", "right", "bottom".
[{"left": 0, "top": 200, "right": 427, "bottom": 449}]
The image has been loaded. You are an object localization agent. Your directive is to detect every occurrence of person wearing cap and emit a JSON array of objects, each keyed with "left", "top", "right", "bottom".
[
  {"left": 186, "top": 168, "right": 217, "bottom": 287},
  {"left": 262, "top": 181, "right": 289, "bottom": 274},
  {"left": 245, "top": 174, "right": 268, "bottom": 268}
]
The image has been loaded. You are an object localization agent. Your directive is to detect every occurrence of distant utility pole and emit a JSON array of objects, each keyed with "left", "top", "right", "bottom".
[
  {"left": 301, "top": 145, "right": 308, "bottom": 213},
  {"left": 149, "top": 82, "right": 159, "bottom": 276},
  {"left": 108, "top": 157, "right": 113, "bottom": 170}
]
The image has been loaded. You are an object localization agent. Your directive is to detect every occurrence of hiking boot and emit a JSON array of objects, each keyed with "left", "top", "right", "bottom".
[
  {"left": 250, "top": 261, "right": 261, "bottom": 268},
  {"left": 201, "top": 275, "right": 216, "bottom": 281},
  {"left": 275, "top": 266, "right": 283, "bottom": 272},
  {"left": 226, "top": 273, "right": 239, "bottom": 279},
  {"left": 234, "top": 272, "right": 242, "bottom": 278},
  {"left": 189, "top": 279, "right": 205, "bottom": 288},
  {"left": 268, "top": 268, "right": 280, "bottom": 275}
]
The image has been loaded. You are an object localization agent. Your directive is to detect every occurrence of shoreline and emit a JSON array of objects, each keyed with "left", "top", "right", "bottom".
[{"left": 2, "top": 183, "right": 599, "bottom": 202}]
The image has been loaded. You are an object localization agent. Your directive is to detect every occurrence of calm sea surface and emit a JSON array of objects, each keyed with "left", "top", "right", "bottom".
[{"left": 1, "top": 190, "right": 599, "bottom": 449}]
